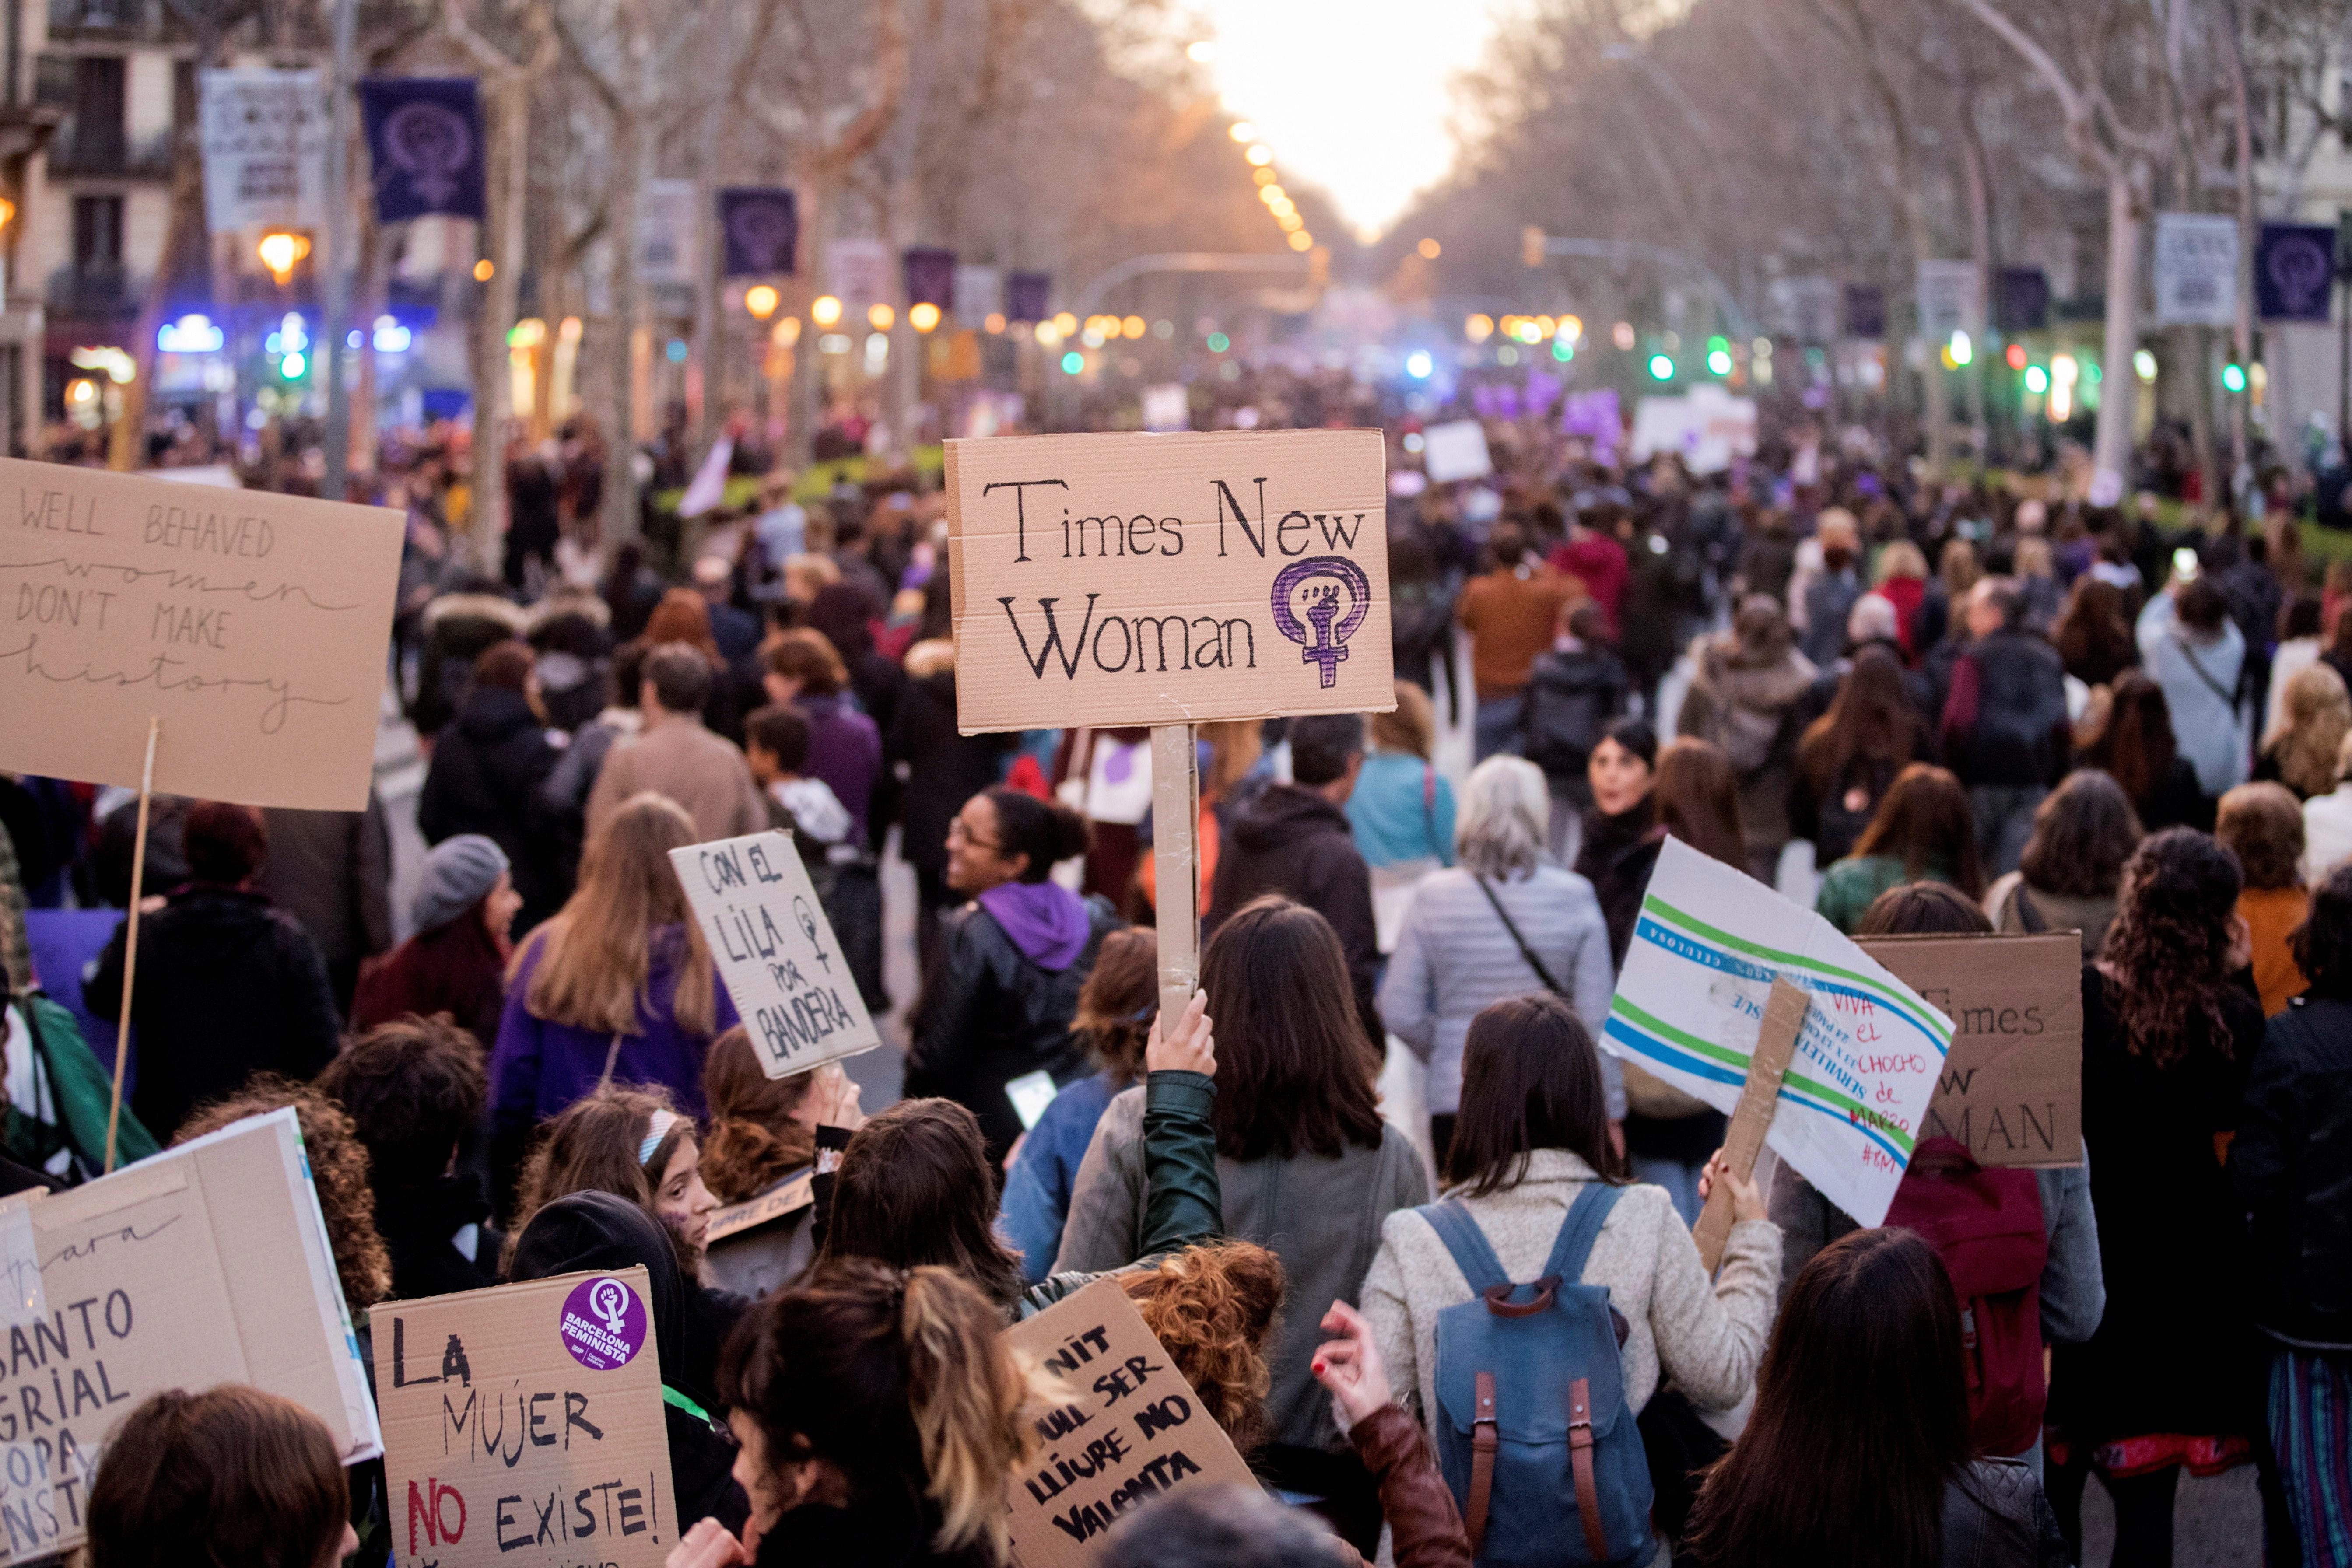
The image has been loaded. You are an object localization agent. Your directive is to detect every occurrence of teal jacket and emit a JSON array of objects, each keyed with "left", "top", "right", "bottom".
[{"left": 11, "top": 993, "right": 161, "bottom": 1174}]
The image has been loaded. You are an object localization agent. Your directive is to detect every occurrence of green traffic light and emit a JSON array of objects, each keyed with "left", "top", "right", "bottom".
[{"left": 1647, "top": 354, "right": 1675, "bottom": 381}]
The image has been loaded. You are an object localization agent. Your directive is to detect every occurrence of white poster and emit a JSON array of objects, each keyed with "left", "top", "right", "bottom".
[
  {"left": 2152, "top": 211, "right": 2240, "bottom": 328},
  {"left": 1770, "top": 276, "right": 1841, "bottom": 343},
  {"left": 637, "top": 178, "right": 700, "bottom": 286},
  {"left": 1421, "top": 418, "right": 1493, "bottom": 484},
  {"left": 1604, "top": 839, "right": 1952, "bottom": 1226},
  {"left": 669, "top": 832, "right": 880, "bottom": 1079},
  {"left": 198, "top": 68, "right": 326, "bottom": 233},
  {"left": 1140, "top": 383, "right": 1189, "bottom": 432},
  {"left": 1915, "top": 259, "right": 1982, "bottom": 341},
  {"left": 953, "top": 264, "right": 1002, "bottom": 323},
  {"left": 1628, "top": 385, "right": 1756, "bottom": 475},
  {"left": 829, "top": 239, "right": 892, "bottom": 311}
]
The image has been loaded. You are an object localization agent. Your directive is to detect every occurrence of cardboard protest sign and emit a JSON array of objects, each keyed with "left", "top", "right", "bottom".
[
  {"left": 0, "top": 459, "right": 403, "bottom": 810},
  {"left": 0, "top": 1108, "right": 381, "bottom": 1564},
  {"left": 705, "top": 1172, "right": 812, "bottom": 1246},
  {"left": 1420, "top": 420, "right": 1493, "bottom": 484},
  {"left": 1602, "top": 838, "right": 1953, "bottom": 1227},
  {"left": 945, "top": 430, "right": 1391, "bottom": 734},
  {"left": 670, "top": 831, "right": 880, "bottom": 1078},
  {"left": 1858, "top": 933, "right": 2082, "bottom": 1168},
  {"left": 372, "top": 1268, "right": 678, "bottom": 1568},
  {"left": 1002, "top": 1277, "right": 1255, "bottom": 1568}
]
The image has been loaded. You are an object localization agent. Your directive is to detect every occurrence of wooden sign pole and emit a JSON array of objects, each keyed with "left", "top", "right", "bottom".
[
  {"left": 105, "top": 716, "right": 159, "bottom": 1173},
  {"left": 1692, "top": 975, "right": 1809, "bottom": 1273},
  {"left": 1150, "top": 724, "right": 1200, "bottom": 1022}
]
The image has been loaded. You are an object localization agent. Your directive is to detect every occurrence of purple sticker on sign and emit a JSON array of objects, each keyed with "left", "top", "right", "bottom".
[{"left": 560, "top": 1275, "right": 648, "bottom": 1371}]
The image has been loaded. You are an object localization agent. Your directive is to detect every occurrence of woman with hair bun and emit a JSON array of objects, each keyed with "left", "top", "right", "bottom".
[
  {"left": 700, "top": 1026, "right": 864, "bottom": 1297},
  {"left": 2044, "top": 828, "right": 2268, "bottom": 1564},
  {"left": 907, "top": 788, "right": 1119, "bottom": 1161}
]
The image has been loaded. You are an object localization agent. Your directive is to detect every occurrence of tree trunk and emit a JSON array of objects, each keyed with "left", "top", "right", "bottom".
[
  {"left": 471, "top": 72, "right": 527, "bottom": 574},
  {"left": 791, "top": 178, "right": 827, "bottom": 463},
  {"left": 2095, "top": 167, "right": 2145, "bottom": 495},
  {"left": 603, "top": 93, "right": 643, "bottom": 546}
]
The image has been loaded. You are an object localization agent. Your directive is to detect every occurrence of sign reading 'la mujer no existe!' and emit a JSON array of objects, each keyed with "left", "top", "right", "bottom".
[{"left": 944, "top": 431, "right": 1393, "bottom": 734}]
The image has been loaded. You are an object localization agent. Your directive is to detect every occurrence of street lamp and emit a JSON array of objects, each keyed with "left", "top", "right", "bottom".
[
  {"left": 257, "top": 230, "right": 311, "bottom": 285},
  {"left": 745, "top": 284, "right": 781, "bottom": 320},
  {"left": 909, "top": 302, "right": 941, "bottom": 332},
  {"left": 810, "top": 295, "right": 843, "bottom": 326}
]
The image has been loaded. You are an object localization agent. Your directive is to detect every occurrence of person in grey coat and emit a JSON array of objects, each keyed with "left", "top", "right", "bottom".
[
  {"left": 1379, "top": 755, "right": 1624, "bottom": 1166},
  {"left": 259, "top": 792, "right": 393, "bottom": 1015},
  {"left": 1056, "top": 897, "right": 1427, "bottom": 1558}
]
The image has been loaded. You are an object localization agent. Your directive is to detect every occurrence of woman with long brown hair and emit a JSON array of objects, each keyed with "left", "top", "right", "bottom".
[
  {"left": 1058, "top": 897, "right": 1429, "bottom": 1556},
  {"left": 2044, "top": 828, "right": 2267, "bottom": 1564},
  {"left": 1814, "top": 763, "right": 1984, "bottom": 933},
  {"left": 491, "top": 793, "right": 734, "bottom": 1200},
  {"left": 1684, "top": 1229, "right": 2065, "bottom": 1568},
  {"left": 1789, "top": 644, "right": 1935, "bottom": 864},
  {"left": 2053, "top": 577, "right": 2138, "bottom": 690},
  {"left": 2081, "top": 671, "right": 2213, "bottom": 832},
  {"left": 700, "top": 1029, "right": 863, "bottom": 1297}
]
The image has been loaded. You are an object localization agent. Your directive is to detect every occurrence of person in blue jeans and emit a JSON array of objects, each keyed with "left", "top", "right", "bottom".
[{"left": 999, "top": 928, "right": 1157, "bottom": 1281}]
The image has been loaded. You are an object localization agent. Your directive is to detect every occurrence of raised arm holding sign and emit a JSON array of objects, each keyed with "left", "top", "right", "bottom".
[{"left": 946, "top": 431, "right": 1391, "bottom": 1018}]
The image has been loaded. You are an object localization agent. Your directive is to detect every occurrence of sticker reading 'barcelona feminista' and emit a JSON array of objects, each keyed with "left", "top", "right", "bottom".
[
  {"left": 560, "top": 1276, "right": 648, "bottom": 1372},
  {"left": 944, "top": 430, "right": 1392, "bottom": 734}
]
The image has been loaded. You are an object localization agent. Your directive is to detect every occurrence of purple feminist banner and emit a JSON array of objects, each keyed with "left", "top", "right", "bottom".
[
  {"left": 904, "top": 247, "right": 957, "bottom": 309},
  {"left": 1272, "top": 556, "right": 1372, "bottom": 688},
  {"left": 360, "top": 78, "right": 484, "bottom": 222},
  {"left": 719, "top": 188, "right": 798, "bottom": 277}
]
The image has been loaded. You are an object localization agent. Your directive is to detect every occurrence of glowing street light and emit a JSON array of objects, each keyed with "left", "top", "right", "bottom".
[
  {"left": 1405, "top": 350, "right": 1433, "bottom": 379},
  {"left": 1245, "top": 144, "right": 1275, "bottom": 167},
  {"left": 1465, "top": 314, "right": 1493, "bottom": 343},
  {"left": 908, "top": 302, "right": 942, "bottom": 332},
  {"left": 745, "top": 285, "right": 780, "bottom": 320},
  {"left": 1288, "top": 231, "right": 1314, "bottom": 251},
  {"left": 257, "top": 230, "right": 310, "bottom": 285},
  {"left": 1417, "top": 238, "right": 1441, "bottom": 260},
  {"left": 1948, "top": 329, "right": 1973, "bottom": 368},
  {"left": 1228, "top": 119, "right": 1255, "bottom": 141},
  {"left": 868, "top": 303, "right": 895, "bottom": 330},
  {"left": 810, "top": 295, "right": 843, "bottom": 326},
  {"left": 2222, "top": 363, "right": 2248, "bottom": 393},
  {"left": 1647, "top": 354, "right": 1675, "bottom": 381},
  {"left": 2133, "top": 348, "right": 2158, "bottom": 382}
]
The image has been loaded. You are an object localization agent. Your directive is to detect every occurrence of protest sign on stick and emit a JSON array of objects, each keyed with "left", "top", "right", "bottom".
[
  {"left": 669, "top": 831, "right": 880, "bottom": 1079},
  {"left": 0, "top": 1108, "right": 381, "bottom": 1565},
  {"left": 946, "top": 430, "right": 1389, "bottom": 1019},
  {"left": 1858, "top": 933, "right": 2082, "bottom": 1168},
  {"left": 1002, "top": 1277, "right": 1257, "bottom": 1568},
  {"left": 372, "top": 1268, "right": 678, "bottom": 1568},
  {"left": 1690, "top": 977, "right": 1807, "bottom": 1273},
  {"left": 1602, "top": 839, "right": 1952, "bottom": 1229}
]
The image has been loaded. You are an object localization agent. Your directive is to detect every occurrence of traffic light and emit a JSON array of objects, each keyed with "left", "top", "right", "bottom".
[
  {"left": 1522, "top": 226, "right": 1546, "bottom": 268},
  {"left": 1309, "top": 245, "right": 1330, "bottom": 287}
]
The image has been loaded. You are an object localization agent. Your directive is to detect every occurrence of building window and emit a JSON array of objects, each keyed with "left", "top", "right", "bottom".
[
  {"left": 70, "top": 54, "right": 125, "bottom": 167},
  {"left": 72, "top": 193, "right": 121, "bottom": 270}
]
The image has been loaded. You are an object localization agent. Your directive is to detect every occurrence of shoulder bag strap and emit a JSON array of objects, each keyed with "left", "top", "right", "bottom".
[
  {"left": 2012, "top": 883, "right": 2047, "bottom": 934},
  {"left": 1474, "top": 875, "right": 1568, "bottom": 996},
  {"left": 1423, "top": 763, "right": 1442, "bottom": 858},
  {"left": 1540, "top": 1182, "right": 1625, "bottom": 1284},
  {"left": 1468, "top": 1370, "right": 1499, "bottom": 1556},
  {"left": 1418, "top": 1200, "right": 1513, "bottom": 1295}
]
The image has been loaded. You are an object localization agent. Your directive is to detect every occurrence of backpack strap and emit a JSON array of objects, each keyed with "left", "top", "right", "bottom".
[
  {"left": 1418, "top": 1201, "right": 1513, "bottom": 1296},
  {"left": 1568, "top": 1377, "right": 1609, "bottom": 1561},
  {"left": 1539, "top": 1181, "right": 1625, "bottom": 1285},
  {"left": 1468, "top": 1370, "right": 1499, "bottom": 1555}
]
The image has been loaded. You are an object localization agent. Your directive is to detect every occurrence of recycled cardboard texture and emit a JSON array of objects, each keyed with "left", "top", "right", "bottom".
[
  {"left": 1603, "top": 838, "right": 1954, "bottom": 1227},
  {"left": 0, "top": 458, "right": 403, "bottom": 809},
  {"left": 0, "top": 1108, "right": 381, "bottom": 1566},
  {"left": 946, "top": 430, "right": 1393, "bottom": 733},
  {"left": 1002, "top": 1277, "right": 1256, "bottom": 1568},
  {"left": 372, "top": 1268, "right": 677, "bottom": 1568},
  {"left": 706, "top": 1172, "right": 812, "bottom": 1245},
  {"left": 670, "top": 832, "right": 880, "bottom": 1078},
  {"left": 1858, "top": 933, "right": 2082, "bottom": 1168}
]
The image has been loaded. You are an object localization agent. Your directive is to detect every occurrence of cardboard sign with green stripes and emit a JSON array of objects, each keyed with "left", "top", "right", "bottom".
[{"left": 1602, "top": 837, "right": 1952, "bottom": 1226}]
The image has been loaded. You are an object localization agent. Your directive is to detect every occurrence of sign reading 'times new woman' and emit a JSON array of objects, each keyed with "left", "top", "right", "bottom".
[{"left": 945, "top": 430, "right": 1392, "bottom": 734}]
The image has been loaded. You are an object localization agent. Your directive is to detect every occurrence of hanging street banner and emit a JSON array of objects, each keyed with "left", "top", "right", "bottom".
[
  {"left": 2257, "top": 224, "right": 2337, "bottom": 322},
  {"left": 1915, "top": 259, "right": 1982, "bottom": 341},
  {"left": 829, "top": 240, "right": 892, "bottom": 311},
  {"left": 2152, "top": 213, "right": 2240, "bottom": 328},
  {"left": 903, "top": 248, "right": 957, "bottom": 309},
  {"left": 359, "top": 77, "right": 486, "bottom": 222},
  {"left": 946, "top": 430, "right": 1391, "bottom": 734},
  {"left": 1006, "top": 271, "right": 1052, "bottom": 323},
  {"left": 955, "top": 265, "right": 1002, "bottom": 323},
  {"left": 718, "top": 188, "right": 797, "bottom": 278},
  {"left": 1604, "top": 838, "right": 1952, "bottom": 1227},
  {"left": 199, "top": 69, "right": 327, "bottom": 234},
  {"left": 1769, "top": 276, "right": 1840, "bottom": 343},
  {"left": 637, "top": 179, "right": 699, "bottom": 288},
  {"left": 1843, "top": 283, "right": 1887, "bottom": 340},
  {"left": 1994, "top": 267, "right": 2051, "bottom": 334}
]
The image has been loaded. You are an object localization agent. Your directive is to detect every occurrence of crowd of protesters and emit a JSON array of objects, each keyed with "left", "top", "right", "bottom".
[{"left": 4, "top": 387, "right": 2350, "bottom": 1568}]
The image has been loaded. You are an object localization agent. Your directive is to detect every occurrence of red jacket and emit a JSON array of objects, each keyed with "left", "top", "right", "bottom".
[{"left": 1550, "top": 535, "right": 1629, "bottom": 634}]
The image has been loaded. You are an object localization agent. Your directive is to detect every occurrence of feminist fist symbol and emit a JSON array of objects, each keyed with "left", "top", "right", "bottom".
[
  {"left": 793, "top": 895, "right": 833, "bottom": 975},
  {"left": 589, "top": 1278, "right": 631, "bottom": 1335},
  {"left": 1271, "top": 556, "right": 1373, "bottom": 689}
]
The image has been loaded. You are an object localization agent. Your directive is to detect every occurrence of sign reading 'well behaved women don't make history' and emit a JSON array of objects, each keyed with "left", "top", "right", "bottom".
[{"left": 945, "top": 431, "right": 1392, "bottom": 733}]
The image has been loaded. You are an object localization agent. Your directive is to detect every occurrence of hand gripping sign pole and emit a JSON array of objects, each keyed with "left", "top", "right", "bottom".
[
  {"left": 104, "top": 715, "right": 159, "bottom": 1173},
  {"left": 1690, "top": 976, "right": 1808, "bottom": 1274}
]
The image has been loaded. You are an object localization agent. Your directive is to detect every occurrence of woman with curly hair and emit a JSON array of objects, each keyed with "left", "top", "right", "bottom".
[
  {"left": 1984, "top": 770, "right": 2145, "bottom": 958},
  {"left": 2257, "top": 661, "right": 2352, "bottom": 802},
  {"left": 2044, "top": 828, "right": 2267, "bottom": 1565}
]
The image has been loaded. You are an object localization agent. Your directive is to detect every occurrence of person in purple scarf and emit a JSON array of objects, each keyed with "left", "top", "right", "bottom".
[{"left": 905, "top": 787, "right": 1120, "bottom": 1161}]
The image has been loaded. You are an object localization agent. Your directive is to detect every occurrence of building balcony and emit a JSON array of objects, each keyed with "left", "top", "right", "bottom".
[
  {"left": 45, "top": 262, "right": 137, "bottom": 315},
  {"left": 45, "top": 126, "right": 172, "bottom": 180}
]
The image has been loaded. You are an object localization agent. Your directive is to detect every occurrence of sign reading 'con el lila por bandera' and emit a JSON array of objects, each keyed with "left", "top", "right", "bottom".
[{"left": 944, "top": 431, "right": 1392, "bottom": 733}]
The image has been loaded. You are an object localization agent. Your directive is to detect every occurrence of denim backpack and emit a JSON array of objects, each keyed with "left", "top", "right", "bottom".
[{"left": 1421, "top": 1185, "right": 1653, "bottom": 1568}]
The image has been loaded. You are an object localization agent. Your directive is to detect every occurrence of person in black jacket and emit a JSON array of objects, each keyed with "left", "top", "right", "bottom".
[
  {"left": 1523, "top": 602, "right": 1628, "bottom": 858},
  {"left": 418, "top": 639, "right": 561, "bottom": 924},
  {"left": 1205, "top": 713, "right": 1382, "bottom": 1051},
  {"left": 84, "top": 801, "right": 342, "bottom": 1142},
  {"left": 318, "top": 1016, "right": 499, "bottom": 1303},
  {"left": 507, "top": 1191, "right": 750, "bottom": 1538},
  {"left": 1940, "top": 580, "right": 2071, "bottom": 877},
  {"left": 886, "top": 640, "right": 1014, "bottom": 979},
  {"left": 906, "top": 790, "right": 1116, "bottom": 1162},
  {"left": 2236, "top": 860, "right": 2352, "bottom": 1564}
]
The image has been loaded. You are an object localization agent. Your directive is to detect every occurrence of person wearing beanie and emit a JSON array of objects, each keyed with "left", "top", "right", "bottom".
[
  {"left": 351, "top": 834, "right": 523, "bottom": 1053},
  {"left": 85, "top": 801, "right": 343, "bottom": 1141}
]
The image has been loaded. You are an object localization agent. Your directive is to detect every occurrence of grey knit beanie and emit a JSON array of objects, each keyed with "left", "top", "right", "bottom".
[{"left": 412, "top": 835, "right": 510, "bottom": 933}]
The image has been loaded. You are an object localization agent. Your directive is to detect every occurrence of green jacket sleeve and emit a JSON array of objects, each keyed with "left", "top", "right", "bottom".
[
  {"left": 22, "top": 995, "right": 160, "bottom": 1168},
  {"left": 1018, "top": 1069, "right": 1220, "bottom": 1319}
]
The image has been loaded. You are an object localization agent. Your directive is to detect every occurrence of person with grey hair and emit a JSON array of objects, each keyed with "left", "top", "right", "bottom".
[
  {"left": 1380, "top": 756, "right": 1623, "bottom": 1165},
  {"left": 1209, "top": 713, "right": 1384, "bottom": 1050},
  {"left": 584, "top": 640, "right": 767, "bottom": 845}
]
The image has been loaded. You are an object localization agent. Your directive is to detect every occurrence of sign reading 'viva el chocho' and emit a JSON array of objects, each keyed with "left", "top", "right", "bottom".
[{"left": 945, "top": 430, "right": 1392, "bottom": 734}]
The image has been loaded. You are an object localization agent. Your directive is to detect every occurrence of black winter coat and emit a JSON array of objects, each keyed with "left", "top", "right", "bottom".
[
  {"left": 906, "top": 897, "right": 1118, "bottom": 1159},
  {"left": 375, "top": 1172, "right": 498, "bottom": 1303},
  {"left": 2236, "top": 992, "right": 2352, "bottom": 1347},
  {"left": 1205, "top": 783, "right": 1383, "bottom": 1050},
  {"left": 418, "top": 685, "right": 559, "bottom": 909},
  {"left": 1522, "top": 645, "right": 1628, "bottom": 783},
  {"left": 1941, "top": 629, "right": 2069, "bottom": 789},
  {"left": 886, "top": 672, "right": 1012, "bottom": 880},
  {"left": 84, "top": 885, "right": 342, "bottom": 1141}
]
